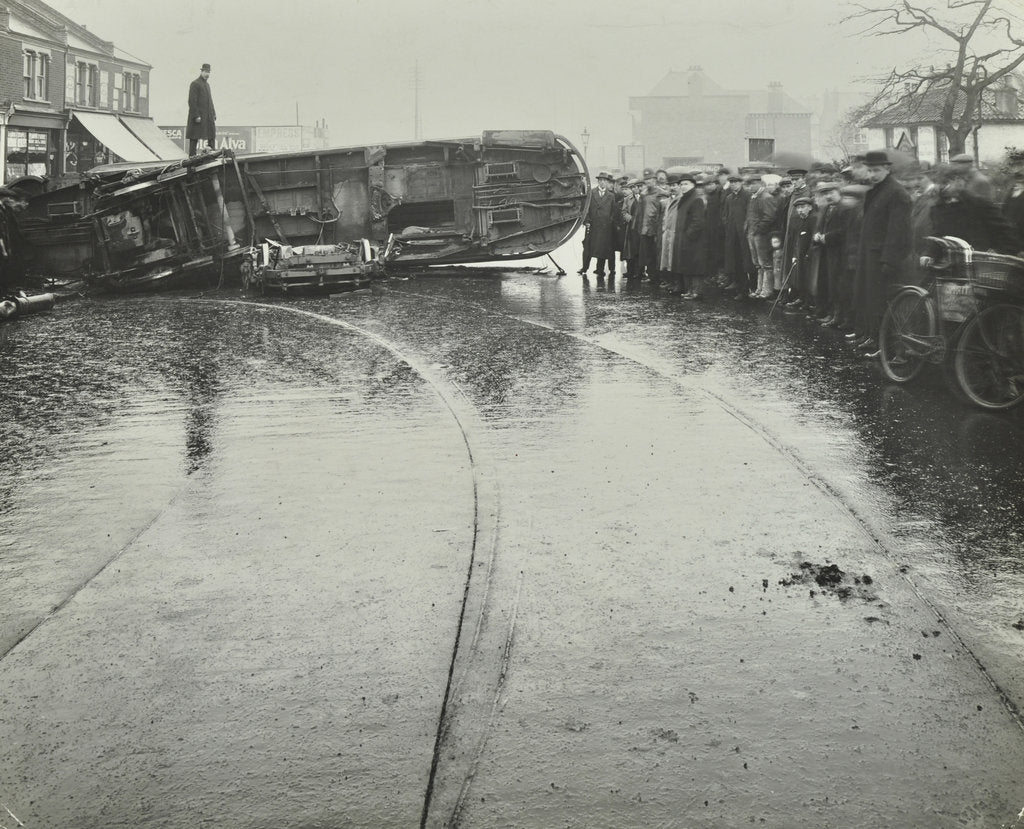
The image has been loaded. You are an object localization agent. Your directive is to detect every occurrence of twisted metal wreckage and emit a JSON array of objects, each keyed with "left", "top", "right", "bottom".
[{"left": 12, "top": 130, "right": 589, "bottom": 293}]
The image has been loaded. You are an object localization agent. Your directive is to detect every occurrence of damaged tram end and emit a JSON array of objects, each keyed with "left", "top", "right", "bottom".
[{"left": 12, "top": 130, "right": 588, "bottom": 295}]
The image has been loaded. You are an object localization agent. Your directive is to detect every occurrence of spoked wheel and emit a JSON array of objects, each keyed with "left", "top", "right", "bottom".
[
  {"left": 953, "top": 303, "right": 1024, "bottom": 410},
  {"left": 879, "top": 288, "right": 939, "bottom": 383}
]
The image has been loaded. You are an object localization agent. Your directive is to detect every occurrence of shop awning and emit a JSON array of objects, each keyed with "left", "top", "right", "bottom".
[
  {"left": 72, "top": 111, "right": 160, "bottom": 163},
  {"left": 118, "top": 116, "right": 185, "bottom": 161}
]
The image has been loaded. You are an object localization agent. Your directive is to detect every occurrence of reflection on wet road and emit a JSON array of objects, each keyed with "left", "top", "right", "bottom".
[
  {"left": 382, "top": 271, "right": 1024, "bottom": 698},
  {"left": 1, "top": 270, "right": 1023, "bottom": 827}
]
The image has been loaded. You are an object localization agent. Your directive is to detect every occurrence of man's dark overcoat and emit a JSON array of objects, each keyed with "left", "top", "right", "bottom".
[
  {"left": 669, "top": 189, "right": 706, "bottom": 276},
  {"left": 703, "top": 187, "right": 724, "bottom": 274},
  {"left": 856, "top": 173, "right": 912, "bottom": 333},
  {"left": 859, "top": 174, "right": 912, "bottom": 279},
  {"left": 585, "top": 187, "right": 617, "bottom": 259},
  {"left": 929, "top": 192, "right": 1020, "bottom": 255},
  {"left": 186, "top": 76, "right": 217, "bottom": 144}
]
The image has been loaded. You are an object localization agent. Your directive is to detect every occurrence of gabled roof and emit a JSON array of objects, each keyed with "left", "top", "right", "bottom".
[
  {"left": 748, "top": 89, "right": 811, "bottom": 114},
  {"left": 863, "top": 81, "right": 1024, "bottom": 127},
  {"left": 647, "top": 70, "right": 730, "bottom": 97},
  {"left": 641, "top": 68, "right": 810, "bottom": 113},
  {"left": 5, "top": 0, "right": 151, "bottom": 68}
]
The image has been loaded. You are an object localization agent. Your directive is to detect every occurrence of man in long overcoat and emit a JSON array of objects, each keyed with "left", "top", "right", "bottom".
[
  {"left": 659, "top": 174, "right": 683, "bottom": 286},
  {"left": 722, "top": 175, "right": 751, "bottom": 299},
  {"left": 620, "top": 180, "right": 642, "bottom": 279},
  {"left": 855, "top": 149, "right": 912, "bottom": 357},
  {"left": 186, "top": 63, "right": 217, "bottom": 156},
  {"left": 702, "top": 175, "right": 724, "bottom": 282},
  {"left": 635, "top": 173, "right": 662, "bottom": 281},
  {"left": 668, "top": 174, "right": 707, "bottom": 298},
  {"left": 582, "top": 171, "right": 617, "bottom": 278}
]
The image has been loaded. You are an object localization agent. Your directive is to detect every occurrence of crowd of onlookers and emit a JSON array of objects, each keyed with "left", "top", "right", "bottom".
[{"left": 580, "top": 150, "right": 1024, "bottom": 359}]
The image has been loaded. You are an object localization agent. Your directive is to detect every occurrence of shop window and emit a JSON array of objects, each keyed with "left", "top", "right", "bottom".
[
  {"left": 5, "top": 128, "right": 57, "bottom": 180},
  {"left": 23, "top": 50, "right": 49, "bottom": 101},
  {"left": 748, "top": 138, "right": 775, "bottom": 163}
]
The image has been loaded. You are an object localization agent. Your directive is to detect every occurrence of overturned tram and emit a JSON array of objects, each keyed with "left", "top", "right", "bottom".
[{"left": 14, "top": 130, "right": 589, "bottom": 292}]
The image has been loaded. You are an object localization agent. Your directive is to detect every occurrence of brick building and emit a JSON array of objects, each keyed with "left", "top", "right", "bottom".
[
  {"left": 628, "top": 66, "right": 814, "bottom": 171},
  {"left": 0, "top": 0, "right": 180, "bottom": 185}
]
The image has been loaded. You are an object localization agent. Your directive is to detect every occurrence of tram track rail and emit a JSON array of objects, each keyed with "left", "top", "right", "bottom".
[
  {"left": 389, "top": 284, "right": 1024, "bottom": 738},
  {"left": 199, "top": 300, "right": 516, "bottom": 828}
]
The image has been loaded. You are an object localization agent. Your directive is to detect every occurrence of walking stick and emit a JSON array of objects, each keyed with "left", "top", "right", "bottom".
[{"left": 769, "top": 258, "right": 799, "bottom": 318}]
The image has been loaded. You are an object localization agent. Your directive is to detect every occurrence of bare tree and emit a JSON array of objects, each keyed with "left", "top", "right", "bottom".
[
  {"left": 822, "top": 103, "right": 874, "bottom": 163},
  {"left": 844, "top": 1, "right": 1024, "bottom": 155}
]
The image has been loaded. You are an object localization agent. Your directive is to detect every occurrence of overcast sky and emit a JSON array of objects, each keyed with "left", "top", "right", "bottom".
[{"left": 49, "top": 0, "right": 951, "bottom": 159}]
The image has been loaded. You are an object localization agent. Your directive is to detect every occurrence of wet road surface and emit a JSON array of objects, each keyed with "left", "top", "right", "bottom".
[{"left": 1, "top": 258, "right": 1024, "bottom": 828}]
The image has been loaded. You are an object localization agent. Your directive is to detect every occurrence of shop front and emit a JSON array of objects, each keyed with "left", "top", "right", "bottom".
[{"left": 4, "top": 110, "right": 63, "bottom": 182}]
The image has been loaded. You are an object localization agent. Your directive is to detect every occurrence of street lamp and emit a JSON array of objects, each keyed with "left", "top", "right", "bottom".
[{"left": 580, "top": 127, "right": 590, "bottom": 158}]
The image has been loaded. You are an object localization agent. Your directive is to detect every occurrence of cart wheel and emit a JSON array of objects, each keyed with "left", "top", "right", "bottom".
[
  {"left": 953, "top": 303, "right": 1024, "bottom": 410},
  {"left": 879, "top": 288, "right": 938, "bottom": 383}
]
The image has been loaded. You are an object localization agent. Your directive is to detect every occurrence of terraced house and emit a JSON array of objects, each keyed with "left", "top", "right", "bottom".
[{"left": 0, "top": 0, "right": 180, "bottom": 185}]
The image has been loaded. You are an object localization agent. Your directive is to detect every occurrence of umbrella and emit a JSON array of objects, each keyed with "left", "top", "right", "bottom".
[{"left": 766, "top": 150, "right": 817, "bottom": 172}]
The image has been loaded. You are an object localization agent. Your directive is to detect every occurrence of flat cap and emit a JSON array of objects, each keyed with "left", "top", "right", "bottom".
[{"left": 793, "top": 196, "right": 814, "bottom": 206}]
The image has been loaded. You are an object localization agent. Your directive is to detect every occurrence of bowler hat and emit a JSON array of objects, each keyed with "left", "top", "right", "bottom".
[
  {"left": 863, "top": 150, "right": 892, "bottom": 166},
  {"left": 666, "top": 173, "right": 682, "bottom": 184},
  {"left": 201, "top": 63, "right": 211, "bottom": 71},
  {"left": 642, "top": 167, "right": 655, "bottom": 177}
]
